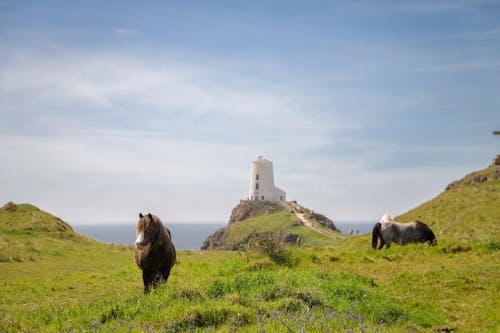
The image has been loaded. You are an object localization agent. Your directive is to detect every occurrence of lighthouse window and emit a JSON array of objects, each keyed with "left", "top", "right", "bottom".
[
  {"left": 256, "top": 183, "right": 259, "bottom": 190},
  {"left": 261, "top": 196, "right": 264, "bottom": 200},
  {"left": 256, "top": 174, "right": 259, "bottom": 180}
]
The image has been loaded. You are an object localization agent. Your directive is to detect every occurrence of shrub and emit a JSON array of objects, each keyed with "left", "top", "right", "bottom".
[
  {"left": 206, "top": 279, "right": 231, "bottom": 298},
  {"left": 485, "top": 241, "right": 500, "bottom": 252},
  {"left": 248, "top": 234, "right": 299, "bottom": 267}
]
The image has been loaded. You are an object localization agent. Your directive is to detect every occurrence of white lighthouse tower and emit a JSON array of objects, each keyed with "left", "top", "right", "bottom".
[{"left": 249, "top": 156, "right": 286, "bottom": 202}]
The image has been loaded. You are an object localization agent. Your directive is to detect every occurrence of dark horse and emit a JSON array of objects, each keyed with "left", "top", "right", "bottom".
[
  {"left": 134, "top": 213, "right": 176, "bottom": 293},
  {"left": 372, "top": 220, "right": 437, "bottom": 249}
]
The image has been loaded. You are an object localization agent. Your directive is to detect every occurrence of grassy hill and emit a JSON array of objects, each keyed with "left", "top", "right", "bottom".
[
  {"left": 0, "top": 202, "right": 80, "bottom": 262},
  {"left": 396, "top": 162, "right": 500, "bottom": 242},
  {"left": 1, "top": 161, "right": 499, "bottom": 333},
  {"left": 201, "top": 201, "right": 343, "bottom": 250}
]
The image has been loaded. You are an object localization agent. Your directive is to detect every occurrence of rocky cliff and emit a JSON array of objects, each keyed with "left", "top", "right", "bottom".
[{"left": 201, "top": 201, "right": 341, "bottom": 250}]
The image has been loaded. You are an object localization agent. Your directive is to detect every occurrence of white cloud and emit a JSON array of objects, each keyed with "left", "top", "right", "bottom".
[
  {"left": 0, "top": 52, "right": 290, "bottom": 118},
  {"left": 0, "top": 48, "right": 496, "bottom": 225},
  {"left": 113, "top": 28, "right": 141, "bottom": 36}
]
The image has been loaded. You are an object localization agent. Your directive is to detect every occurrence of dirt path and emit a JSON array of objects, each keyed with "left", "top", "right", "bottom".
[
  {"left": 282, "top": 201, "right": 345, "bottom": 240},
  {"left": 295, "top": 212, "right": 346, "bottom": 240}
]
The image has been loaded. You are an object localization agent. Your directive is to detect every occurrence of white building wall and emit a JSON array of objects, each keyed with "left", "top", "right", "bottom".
[{"left": 249, "top": 156, "right": 286, "bottom": 201}]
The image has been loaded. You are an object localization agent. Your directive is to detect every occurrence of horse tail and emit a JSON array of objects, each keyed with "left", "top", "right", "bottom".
[{"left": 372, "top": 223, "right": 381, "bottom": 249}]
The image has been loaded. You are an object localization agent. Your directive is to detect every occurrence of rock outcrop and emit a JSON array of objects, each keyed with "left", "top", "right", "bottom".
[{"left": 201, "top": 200, "right": 340, "bottom": 250}]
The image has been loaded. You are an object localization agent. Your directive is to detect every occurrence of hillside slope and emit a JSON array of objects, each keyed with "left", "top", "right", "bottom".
[
  {"left": 0, "top": 201, "right": 123, "bottom": 262},
  {"left": 396, "top": 162, "right": 500, "bottom": 242},
  {"left": 202, "top": 200, "right": 343, "bottom": 250}
]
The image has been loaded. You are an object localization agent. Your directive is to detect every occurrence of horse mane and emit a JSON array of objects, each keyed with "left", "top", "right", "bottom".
[
  {"left": 139, "top": 213, "right": 172, "bottom": 250},
  {"left": 151, "top": 215, "right": 171, "bottom": 250},
  {"left": 380, "top": 213, "right": 393, "bottom": 223}
]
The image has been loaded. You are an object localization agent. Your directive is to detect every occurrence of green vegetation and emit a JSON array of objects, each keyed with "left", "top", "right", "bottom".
[
  {"left": 223, "top": 210, "right": 338, "bottom": 249},
  {"left": 1, "top": 163, "right": 499, "bottom": 332},
  {"left": 397, "top": 163, "right": 500, "bottom": 242},
  {"left": 202, "top": 201, "right": 342, "bottom": 250}
]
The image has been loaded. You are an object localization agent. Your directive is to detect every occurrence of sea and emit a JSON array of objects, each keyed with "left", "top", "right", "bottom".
[{"left": 74, "top": 222, "right": 373, "bottom": 250}]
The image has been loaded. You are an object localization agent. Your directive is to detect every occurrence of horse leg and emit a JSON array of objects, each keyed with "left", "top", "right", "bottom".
[
  {"left": 142, "top": 270, "right": 155, "bottom": 293},
  {"left": 378, "top": 235, "right": 385, "bottom": 250},
  {"left": 161, "top": 268, "right": 171, "bottom": 284},
  {"left": 385, "top": 240, "right": 392, "bottom": 249},
  {"left": 149, "top": 270, "right": 168, "bottom": 290}
]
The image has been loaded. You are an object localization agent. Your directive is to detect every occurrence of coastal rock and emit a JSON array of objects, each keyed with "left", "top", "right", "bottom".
[{"left": 201, "top": 200, "right": 340, "bottom": 250}]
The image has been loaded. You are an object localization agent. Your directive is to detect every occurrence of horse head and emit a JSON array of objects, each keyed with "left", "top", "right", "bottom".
[
  {"left": 136, "top": 213, "right": 163, "bottom": 250},
  {"left": 416, "top": 220, "right": 437, "bottom": 245}
]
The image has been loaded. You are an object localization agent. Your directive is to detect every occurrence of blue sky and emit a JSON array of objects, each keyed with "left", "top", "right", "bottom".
[{"left": 1, "top": 1, "right": 499, "bottom": 225}]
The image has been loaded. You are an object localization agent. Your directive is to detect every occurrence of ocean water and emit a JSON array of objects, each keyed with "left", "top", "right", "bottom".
[
  {"left": 74, "top": 221, "right": 374, "bottom": 250},
  {"left": 74, "top": 223, "right": 226, "bottom": 250},
  {"left": 335, "top": 222, "right": 374, "bottom": 235}
]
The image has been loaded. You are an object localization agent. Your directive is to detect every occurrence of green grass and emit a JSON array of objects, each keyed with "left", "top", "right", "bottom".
[
  {"left": 397, "top": 164, "right": 500, "bottom": 242},
  {"left": 222, "top": 210, "right": 340, "bottom": 249},
  {"left": 1, "top": 162, "right": 499, "bottom": 333},
  {"left": 1, "top": 234, "right": 498, "bottom": 332}
]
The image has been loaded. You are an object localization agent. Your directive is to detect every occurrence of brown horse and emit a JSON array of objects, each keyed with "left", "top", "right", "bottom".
[{"left": 134, "top": 213, "right": 176, "bottom": 293}]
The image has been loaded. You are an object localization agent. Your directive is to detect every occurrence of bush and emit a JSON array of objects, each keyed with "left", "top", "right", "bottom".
[
  {"left": 248, "top": 233, "right": 299, "bottom": 267},
  {"left": 206, "top": 279, "right": 231, "bottom": 298}
]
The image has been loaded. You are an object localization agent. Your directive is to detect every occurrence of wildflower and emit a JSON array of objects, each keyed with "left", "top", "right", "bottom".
[
  {"left": 92, "top": 319, "right": 102, "bottom": 329},
  {"left": 358, "top": 314, "right": 364, "bottom": 323}
]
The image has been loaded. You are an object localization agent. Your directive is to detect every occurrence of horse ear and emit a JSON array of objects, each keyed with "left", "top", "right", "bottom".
[
  {"left": 148, "top": 213, "right": 153, "bottom": 220},
  {"left": 139, "top": 213, "right": 143, "bottom": 218}
]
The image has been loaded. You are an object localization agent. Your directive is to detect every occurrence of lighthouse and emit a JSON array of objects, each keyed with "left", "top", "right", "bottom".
[{"left": 249, "top": 156, "right": 286, "bottom": 202}]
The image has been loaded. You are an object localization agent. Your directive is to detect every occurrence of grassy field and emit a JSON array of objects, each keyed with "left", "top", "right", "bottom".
[
  {"left": 1, "top": 163, "right": 499, "bottom": 333},
  {"left": 1, "top": 235, "right": 498, "bottom": 332}
]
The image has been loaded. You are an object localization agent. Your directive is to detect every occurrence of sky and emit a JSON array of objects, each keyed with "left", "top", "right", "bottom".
[{"left": 1, "top": 0, "right": 499, "bottom": 225}]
